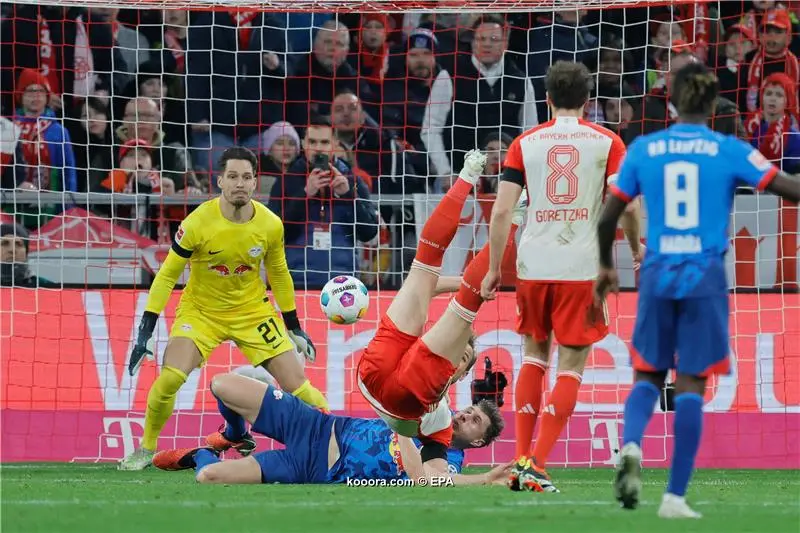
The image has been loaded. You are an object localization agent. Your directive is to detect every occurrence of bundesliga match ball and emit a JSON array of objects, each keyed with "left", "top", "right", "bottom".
[{"left": 320, "top": 275, "right": 369, "bottom": 325}]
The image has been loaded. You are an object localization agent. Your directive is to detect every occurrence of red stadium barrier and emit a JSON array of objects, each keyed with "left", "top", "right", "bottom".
[{"left": 1, "top": 289, "right": 798, "bottom": 467}]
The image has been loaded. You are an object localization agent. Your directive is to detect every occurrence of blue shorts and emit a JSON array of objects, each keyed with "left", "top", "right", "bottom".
[
  {"left": 631, "top": 293, "right": 731, "bottom": 377},
  {"left": 251, "top": 385, "right": 335, "bottom": 484}
]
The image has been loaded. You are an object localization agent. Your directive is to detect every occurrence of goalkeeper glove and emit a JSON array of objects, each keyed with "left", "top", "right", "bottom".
[
  {"left": 129, "top": 311, "right": 157, "bottom": 376},
  {"left": 283, "top": 310, "right": 316, "bottom": 363},
  {"left": 458, "top": 149, "right": 487, "bottom": 183}
]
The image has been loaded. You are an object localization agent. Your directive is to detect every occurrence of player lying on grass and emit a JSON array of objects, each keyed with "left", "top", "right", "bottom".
[
  {"left": 597, "top": 62, "right": 799, "bottom": 518},
  {"left": 356, "top": 149, "right": 522, "bottom": 477},
  {"left": 120, "top": 146, "right": 327, "bottom": 471},
  {"left": 152, "top": 372, "right": 510, "bottom": 486}
]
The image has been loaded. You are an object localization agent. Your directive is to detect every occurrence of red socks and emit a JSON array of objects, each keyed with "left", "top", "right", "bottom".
[
  {"left": 414, "top": 178, "right": 473, "bottom": 269},
  {"left": 453, "top": 223, "right": 519, "bottom": 314},
  {"left": 454, "top": 240, "right": 490, "bottom": 314},
  {"left": 514, "top": 359, "right": 547, "bottom": 459},
  {"left": 531, "top": 372, "right": 582, "bottom": 467}
]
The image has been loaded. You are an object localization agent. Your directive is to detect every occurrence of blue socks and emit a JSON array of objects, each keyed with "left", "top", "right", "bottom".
[
  {"left": 622, "top": 381, "right": 661, "bottom": 446},
  {"left": 214, "top": 393, "right": 247, "bottom": 441},
  {"left": 668, "top": 393, "right": 704, "bottom": 497},
  {"left": 194, "top": 448, "right": 220, "bottom": 475},
  {"left": 622, "top": 381, "right": 704, "bottom": 497}
]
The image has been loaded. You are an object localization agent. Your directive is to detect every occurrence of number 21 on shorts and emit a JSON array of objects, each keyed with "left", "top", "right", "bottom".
[{"left": 257, "top": 317, "right": 283, "bottom": 344}]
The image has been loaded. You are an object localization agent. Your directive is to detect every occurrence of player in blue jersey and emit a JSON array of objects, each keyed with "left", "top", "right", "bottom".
[
  {"left": 596, "top": 62, "right": 799, "bottom": 519},
  {"left": 152, "top": 372, "right": 509, "bottom": 486}
]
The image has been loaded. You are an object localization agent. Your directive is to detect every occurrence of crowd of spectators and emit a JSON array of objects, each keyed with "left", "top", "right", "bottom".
[{"left": 0, "top": 1, "right": 798, "bottom": 288}]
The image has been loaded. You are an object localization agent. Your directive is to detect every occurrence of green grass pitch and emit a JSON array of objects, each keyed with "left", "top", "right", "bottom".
[{"left": 1, "top": 464, "right": 798, "bottom": 533}]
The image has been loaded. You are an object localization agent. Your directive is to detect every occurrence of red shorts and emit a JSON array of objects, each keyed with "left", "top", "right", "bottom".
[
  {"left": 357, "top": 315, "right": 457, "bottom": 420},
  {"left": 516, "top": 280, "right": 608, "bottom": 346}
]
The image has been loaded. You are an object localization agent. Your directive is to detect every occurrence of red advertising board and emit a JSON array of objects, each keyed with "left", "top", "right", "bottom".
[{"left": 1, "top": 289, "right": 798, "bottom": 467}]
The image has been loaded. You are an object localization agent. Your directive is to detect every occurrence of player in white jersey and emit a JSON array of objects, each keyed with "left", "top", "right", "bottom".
[{"left": 481, "top": 61, "right": 643, "bottom": 492}]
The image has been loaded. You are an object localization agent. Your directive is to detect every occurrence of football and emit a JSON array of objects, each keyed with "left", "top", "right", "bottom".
[{"left": 320, "top": 275, "right": 370, "bottom": 325}]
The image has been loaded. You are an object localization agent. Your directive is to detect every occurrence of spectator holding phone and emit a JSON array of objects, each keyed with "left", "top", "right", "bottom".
[{"left": 268, "top": 116, "right": 378, "bottom": 289}]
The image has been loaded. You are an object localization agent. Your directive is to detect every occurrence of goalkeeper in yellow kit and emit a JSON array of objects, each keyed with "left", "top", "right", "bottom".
[{"left": 119, "top": 147, "right": 329, "bottom": 471}]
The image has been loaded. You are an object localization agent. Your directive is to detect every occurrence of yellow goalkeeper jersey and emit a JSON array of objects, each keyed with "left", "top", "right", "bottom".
[{"left": 144, "top": 198, "right": 296, "bottom": 316}]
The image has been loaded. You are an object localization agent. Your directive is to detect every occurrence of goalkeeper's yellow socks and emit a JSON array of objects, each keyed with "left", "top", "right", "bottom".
[
  {"left": 292, "top": 379, "right": 330, "bottom": 412},
  {"left": 142, "top": 366, "right": 188, "bottom": 451}
]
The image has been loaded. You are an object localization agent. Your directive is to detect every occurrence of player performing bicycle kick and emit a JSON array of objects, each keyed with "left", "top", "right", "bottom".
[{"left": 357, "top": 149, "right": 524, "bottom": 477}]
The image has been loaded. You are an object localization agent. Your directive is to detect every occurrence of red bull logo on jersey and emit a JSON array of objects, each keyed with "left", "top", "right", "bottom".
[
  {"left": 207, "top": 264, "right": 253, "bottom": 276},
  {"left": 233, "top": 265, "right": 253, "bottom": 276},
  {"left": 207, "top": 264, "right": 230, "bottom": 276}
]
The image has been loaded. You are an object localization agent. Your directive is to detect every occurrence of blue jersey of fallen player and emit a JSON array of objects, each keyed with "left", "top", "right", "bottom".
[
  {"left": 610, "top": 123, "right": 778, "bottom": 299},
  {"left": 327, "top": 417, "right": 464, "bottom": 482}
]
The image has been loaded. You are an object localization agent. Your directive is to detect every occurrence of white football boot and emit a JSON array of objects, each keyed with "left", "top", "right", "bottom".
[
  {"left": 657, "top": 493, "right": 702, "bottom": 519},
  {"left": 118, "top": 447, "right": 155, "bottom": 471},
  {"left": 614, "top": 442, "right": 643, "bottom": 509}
]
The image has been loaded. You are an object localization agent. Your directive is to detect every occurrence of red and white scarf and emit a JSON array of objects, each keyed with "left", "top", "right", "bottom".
[
  {"left": 229, "top": 10, "right": 258, "bottom": 50},
  {"left": 677, "top": 3, "right": 709, "bottom": 62},
  {"left": 15, "top": 118, "right": 53, "bottom": 187},
  {"left": 745, "top": 73, "right": 799, "bottom": 162},
  {"left": 72, "top": 15, "right": 97, "bottom": 98},
  {"left": 359, "top": 41, "right": 388, "bottom": 83},
  {"left": 747, "top": 111, "right": 792, "bottom": 162},
  {"left": 746, "top": 50, "right": 800, "bottom": 113},
  {"left": 38, "top": 16, "right": 60, "bottom": 95},
  {"left": 163, "top": 28, "right": 186, "bottom": 72}
]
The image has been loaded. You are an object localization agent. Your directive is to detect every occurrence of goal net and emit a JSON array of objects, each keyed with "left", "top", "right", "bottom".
[{"left": 1, "top": 0, "right": 798, "bottom": 469}]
